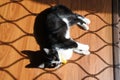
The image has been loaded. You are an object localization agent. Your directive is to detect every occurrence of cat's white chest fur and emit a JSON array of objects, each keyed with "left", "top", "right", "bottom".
[
  {"left": 62, "top": 18, "right": 70, "bottom": 39},
  {"left": 57, "top": 49, "right": 73, "bottom": 61}
]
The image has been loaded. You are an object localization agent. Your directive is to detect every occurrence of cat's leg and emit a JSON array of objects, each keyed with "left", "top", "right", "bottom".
[{"left": 73, "top": 42, "right": 90, "bottom": 55}]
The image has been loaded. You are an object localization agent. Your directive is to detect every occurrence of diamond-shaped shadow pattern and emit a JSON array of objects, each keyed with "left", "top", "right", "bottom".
[{"left": 0, "top": 0, "right": 118, "bottom": 80}]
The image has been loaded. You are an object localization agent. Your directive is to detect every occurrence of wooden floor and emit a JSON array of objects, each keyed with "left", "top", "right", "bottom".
[{"left": 0, "top": 0, "right": 113, "bottom": 80}]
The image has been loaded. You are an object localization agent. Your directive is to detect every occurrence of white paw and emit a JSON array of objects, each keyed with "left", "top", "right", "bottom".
[
  {"left": 74, "top": 43, "right": 90, "bottom": 55},
  {"left": 73, "top": 49, "right": 90, "bottom": 55},
  {"left": 82, "top": 23, "right": 89, "bottom": 30},
  {"left": 78, "top": 16, "right": 91, "bottom": 24},
  {"left": 83, "top": 18, "right": 91, "bottom": 24},
  {"left": 77, "top": 44, "right": 90, "bottom": 51},
  {"left": 77, "top": 22, "right": 89, "bottom": 30},
  {"left": 85, "top": 45, "right": 90, "bottom": 50},
  {"left": 77, "top": 16, "right": 90, "bottom": 30},
  {"left": 82, "top": 50, "right": 90, "bottom": 55}
]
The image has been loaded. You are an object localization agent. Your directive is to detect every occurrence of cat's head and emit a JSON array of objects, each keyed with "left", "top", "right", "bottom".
[{"left": 38, "top": 48, "right": 61, "bottom": 68}]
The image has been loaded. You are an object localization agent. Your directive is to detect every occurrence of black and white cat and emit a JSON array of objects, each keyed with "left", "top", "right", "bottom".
[{"left": 34, "top": 5, "right": 91, "bottom": 68}]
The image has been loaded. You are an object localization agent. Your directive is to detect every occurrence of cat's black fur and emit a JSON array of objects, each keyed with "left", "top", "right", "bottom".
[{"left": 34, "top": 5, "right": 86, "bottom": 49}]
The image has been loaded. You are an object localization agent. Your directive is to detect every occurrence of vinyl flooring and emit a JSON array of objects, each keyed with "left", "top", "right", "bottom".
[{"left": 0, "top": 0, "right": 113, "bottom": 80}]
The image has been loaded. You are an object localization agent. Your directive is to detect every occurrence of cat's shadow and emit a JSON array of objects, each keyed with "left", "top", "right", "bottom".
[
  {"left": 22, "top": 50, "right": 45, "bottom": 68},
  {"left": 21, "top": 8, "right": 51, "bottom": 68}
]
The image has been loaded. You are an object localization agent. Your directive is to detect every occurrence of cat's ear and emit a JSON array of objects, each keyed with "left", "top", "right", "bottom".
[{"left": 43, "top": 48, "right": 49, "bottom": 54}]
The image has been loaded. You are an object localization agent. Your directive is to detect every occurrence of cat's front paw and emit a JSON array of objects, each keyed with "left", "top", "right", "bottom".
[
  {"left": 77, "top": 16, "right": 91, "bottom": 30},
  {"left": 78, "top": 16, "right": 91, "bottom": 25},
  {"left": 83, "top": 18, "right": 91, "bottom": 25},
  {"left": 77, "top": 23, "right": 89, "bottom": 30},
  {"left": 78, "top": 44, "right": 90, "bottom": 51},
  {"left": 73, "top": 49, "right": 90, "bottom": 55},
  {"left": 82, "top": 50, "right": 90, "bottom": 55}
]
